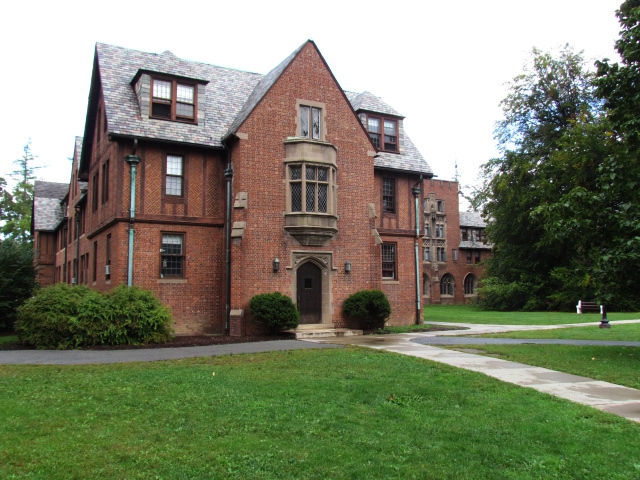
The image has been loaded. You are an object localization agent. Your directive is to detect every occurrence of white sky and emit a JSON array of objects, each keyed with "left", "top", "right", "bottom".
[{"left": 0, "top": 0, "right": 622, "bottom": 207}]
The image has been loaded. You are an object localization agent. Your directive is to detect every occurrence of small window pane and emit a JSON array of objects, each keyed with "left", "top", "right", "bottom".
[
  {"left": 300, "top": 106, "right": 309, "bottom": 137},
  {"left": 290, "top": 166, "right": 302, "bottom": 180},
  {"left": 152, "top": 103, "right": 171, "bottom": 118},
  {"left": 306, "top": 183, "right": 316, "bottom": 212},
  {"left": 312, "top": 107, "right": 321, "bottom": 139},
  {"left": 166, "top": 176, "right": 182, "bottom": 196},
  {"left": 153, "top": 80, "right": 172, "bottom": 100},
  {"left": 317, "top": 167, "right": 327, "bottom": 182},
  {"left": 176, "top": 103, "right": 194, "bottom": 118},
  {"left": 318, "top": 184, "right": 327, "bottom": 213},
  {"left": 167, "top": 156, "right": 183, "bottom": 175},
  {"left": 368, "top": 117, "right": 380, "bottom": 133},
  {"left": 306, "top": 166, "right": 316, "bottom": 180},
  {"left": 384, "top": 120, "right": 396, "bottom": 135},
  {"left": 176, "top": 84, "right": 194, "bottom": 103},
  {"left": 291, "top": 183, "right": 302, "bottom": 212}
]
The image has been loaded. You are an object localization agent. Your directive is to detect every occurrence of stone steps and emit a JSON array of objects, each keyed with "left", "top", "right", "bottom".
[{"left": 287, "top": 327, "right": 363, "bottom": 339}]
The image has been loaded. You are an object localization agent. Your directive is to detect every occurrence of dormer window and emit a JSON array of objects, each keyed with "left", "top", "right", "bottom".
[
  {"left": 366, "top": 116, "right": 398, "bottom": 152},
  {"left": 151, "top": 78, "right": 195, "bottom": 122}
]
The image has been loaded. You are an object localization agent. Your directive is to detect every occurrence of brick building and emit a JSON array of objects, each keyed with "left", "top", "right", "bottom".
[
  {"left": 32, "top": 41, "right": 486, "bottom": 336},
  {"left": 421, "top": 179, "right": 490, "bottom": 306}
]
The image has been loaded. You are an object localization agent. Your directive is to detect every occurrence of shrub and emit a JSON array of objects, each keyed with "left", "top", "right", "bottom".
[
  {"left": 16, "top": 284, "right": 174, "bottom": 349},
  {"left": 249, "top": 292, "right": 299, "bottom": 333},
  {"left": 474, "top": 278, "right": 535, "bottom": 311},
  {"left": 15, "top": 283, "right": 92, "bottom": 349},
  {"left": 103, "top": 285, "right": 174, "bottom": 344},
  {"left": 0, "top": 239, "right": 37, "bottom": 331},
  {"left": 342, "top": 290, "right": 391, "bottom": 330}
]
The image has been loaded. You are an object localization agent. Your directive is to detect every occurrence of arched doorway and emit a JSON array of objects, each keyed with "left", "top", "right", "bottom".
[{"left": 297, "top": 261, "right": 322, "bottom": 324}]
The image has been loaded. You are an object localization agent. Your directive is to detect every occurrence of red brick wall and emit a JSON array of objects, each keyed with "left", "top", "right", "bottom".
[
  {"left": 422, "top": 179, "right": 489, "bottom": 308},
  {"left": 228, "top": 42, "right": 382, "bottom": 331},
  {"left": 376, "top": 173, "right": 424, "bottom": 325}
]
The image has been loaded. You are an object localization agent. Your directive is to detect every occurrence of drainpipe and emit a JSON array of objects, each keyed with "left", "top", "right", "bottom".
[
  {"left": 412, "top": 177, "right": 423, "bottom": 324},
  {"left": 74, "top": 206, "right": 81, "bottom": 284},
  {"left": 125, "top": 140, "right": 141, "bottom": 287},
  {"left": 222, "top": 135, "right": 235, "bottom": 334}
]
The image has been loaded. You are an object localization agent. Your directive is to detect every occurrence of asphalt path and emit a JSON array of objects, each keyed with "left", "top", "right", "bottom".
[{"left": 0, "top": 340, "right": 340, "bottom": 365}]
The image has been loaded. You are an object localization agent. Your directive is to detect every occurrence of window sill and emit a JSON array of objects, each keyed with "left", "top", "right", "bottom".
[
  {"left": 382, "top": 280, "right": 399, "bottom": 285},
  {"left": 158, "top": 278, "right": 187, "bottom": 284}
]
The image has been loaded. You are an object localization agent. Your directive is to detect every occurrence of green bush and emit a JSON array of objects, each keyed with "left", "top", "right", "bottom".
[
  {"left": 249, "top": 292, "right": 299, "bottom": 333},
  {"left": 16, "top": 284, "right": 174, "bottom": 349},
  {"left": 342, "top": 290, "right": 391, "bottom": 330},
  {"left": 0, "top": 239, "right": 37, "bottom": 331},
  {"left": 474, "top": 278, "right": 535, "bottom": 311}
]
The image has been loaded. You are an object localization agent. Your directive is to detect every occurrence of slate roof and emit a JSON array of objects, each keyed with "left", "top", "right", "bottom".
[
  {"left": 459, "top": 211, "right": 487, "bottom": 228},
  {"left": 92, "top": 41, "right": 432, "bottom": 176},
  {"left": 96, "top": 43, "right": 262, "bottom": 149},
  {"left": 345, "top": 91, "right": 403, "bottom": 117},
  {"left": 33, "top": 181, "right": 69, "bottom": 231},
  {"left": 459, "top": 211, "right": 492, "bottom": 250}
]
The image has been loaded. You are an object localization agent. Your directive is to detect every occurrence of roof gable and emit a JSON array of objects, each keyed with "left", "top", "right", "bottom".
[
  {"left": 33, "top": 181, "right": 69, "bottom": 231},
  {"left": 80, "top": 41, "right": 433, "bottom": 177}
]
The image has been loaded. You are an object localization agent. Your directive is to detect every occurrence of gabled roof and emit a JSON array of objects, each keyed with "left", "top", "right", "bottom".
[
  {"left": 94, "top": 42, "right": 262, "bottom": 148},
  {"left": 459, "top": 211, "right": 486, "bottom": 228},
  {"left": 346, "top": 91, "right": 403, "bottom": 118},
  {"left": 33, "top": 181, "right": 69, "bottom": 231},
  {"left": 84, "top": 41, "right": 432, "bottom": 176},
  {"left": 227, "top": 43, "right": 305, "bottom": 135}
]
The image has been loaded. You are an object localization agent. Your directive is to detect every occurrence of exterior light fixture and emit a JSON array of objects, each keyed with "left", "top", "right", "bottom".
[
  {"left": 344, "top": 261, "right": 352, "bottom": 273},
  {"left": 273, "top": 258, "right": 280, "bottom": 273}
]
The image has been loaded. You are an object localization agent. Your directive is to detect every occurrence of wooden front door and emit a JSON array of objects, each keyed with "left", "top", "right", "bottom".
[{"left": 297, "top": 262, "right": 322, "bottom": 324}]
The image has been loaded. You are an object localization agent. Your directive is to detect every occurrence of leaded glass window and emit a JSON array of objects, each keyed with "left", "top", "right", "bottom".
[
  {"left": 300, "top": 105, "right": 322, "bottom": 139},
  {"left": 289, "top": 164, "right": 332, "bottom": 214}
]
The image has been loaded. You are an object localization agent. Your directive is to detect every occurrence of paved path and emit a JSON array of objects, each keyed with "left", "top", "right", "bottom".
[
  {"left": 0, "top": 340, "right": 339, "bottom": 365},
  {"left": 307, "top": 319, "right": 640, "bottom": 424}
]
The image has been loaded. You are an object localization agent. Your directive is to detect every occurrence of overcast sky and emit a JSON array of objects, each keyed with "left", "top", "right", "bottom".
[{"left": 0, "top": 0, "right": 623, "bottom": 207}]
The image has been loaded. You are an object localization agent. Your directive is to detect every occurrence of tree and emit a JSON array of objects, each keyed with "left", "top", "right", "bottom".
[
  {"left": 0, "top": 238, "right": 37, "bottom": 330},
  {"left": 474, "top": 46, "right": 604, "bottom": 310},
  {"left": 0, "top": 141, "right": 40, "bottom": 244}
]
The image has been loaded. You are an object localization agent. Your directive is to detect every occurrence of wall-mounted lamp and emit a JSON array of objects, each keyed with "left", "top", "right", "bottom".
[
  {"left": 344, "top": 261, "right": 352, "bottom": 274},
  {"left": 273, "top": 258, "right": 280, "bottom": 273}
]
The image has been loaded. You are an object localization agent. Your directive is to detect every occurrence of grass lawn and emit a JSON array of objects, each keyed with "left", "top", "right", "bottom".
[
  {"left": 2, "top": 348, "right": 640, "bottom": 479},
  {"left": 0, "top": 334, "right": 18, "bottom": 346},
  {"left": 477, "top": 323, "right": 640, "bottom": 342},
  {"left": 424, "top": 304, "right": 640, "bottom": 325},
  {"left": 452, "top": 344, "right": 640, "bottom": 391}
]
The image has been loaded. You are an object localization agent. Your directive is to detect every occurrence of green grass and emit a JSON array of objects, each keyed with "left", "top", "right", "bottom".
[
  {"left": 378, "top": 324, "right": 466, "bottom": 334},
  {"left": 2, "top": 348, "right": 640, "bottom": 479},
  {"left": 0, "top": 334, "right": 18, "bottom": 346},
  {"left": 477, "top": 323, "right": 640, "bottom": 341},
  {"left": 453, "top": 344, "right": 640, "bottom": 390},
  {"left": 424, "top": 304, "right": 640, "bottom": 325}
]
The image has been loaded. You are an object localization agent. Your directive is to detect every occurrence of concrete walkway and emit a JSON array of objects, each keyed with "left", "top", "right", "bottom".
[{"left": 307, "top": 320, "right": 640, "bottom": 424}]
